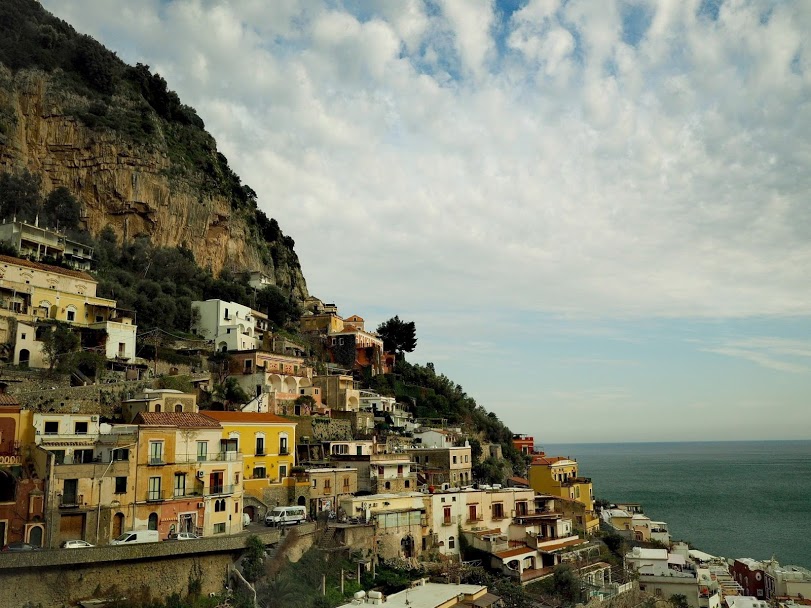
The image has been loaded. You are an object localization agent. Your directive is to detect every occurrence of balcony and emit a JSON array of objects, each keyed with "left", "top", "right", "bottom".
[
  {"left": 204, "top": 484, "right": 235, "bottom": 497},
  {"left": 175, "top": 452, "right": 242, "bottom": 464},
  {"left": 279, "top": 448, "right": 289, "bottom": 456},
  {"left": 59, "top": 494, "right": 83, "bottom": 508},
  {"left": 148, "top": 457, "right": 165, "bottom": 466},
  {"left": 147, "top": 490, "right": 168, "bottom": 502},
  {"left": 441, "top": 516, "right": 459, "bottom": 527}
]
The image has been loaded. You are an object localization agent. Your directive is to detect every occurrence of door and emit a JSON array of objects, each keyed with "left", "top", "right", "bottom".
[
  {"left": 113, "top": 512, "right": 124, "bottom": 537},
  {"left": 28, "top": 526, "right": 43, "bottom": 547},
  {"left": 63, "top": 479, "right": 78, "bottom": 506},
  {"left": 59, "top": 514, "right": 85, "bottom": 542}
]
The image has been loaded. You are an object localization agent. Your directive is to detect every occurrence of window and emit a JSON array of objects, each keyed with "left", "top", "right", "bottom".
[
  {"left": 44, "top": 421, "right": 59, "bottom": 435},
  {"left": 245, "top": 360, "right": 252, "bottom": 372},
  {"left": 148, "top": 477, "right": 162, "bottom": 501},
  {"left": 174, "top": 473, "right": 186, "bottom": 497},
  {"left": 453, "top": 455, "right": 457, "bottom": 464},
  {"left": 149, "top": 442, "right": 164, "bottom": 465},
  {"left": 74, "top": 421, "right": 88, "bottom": 435},
  {"left": 118, "top": 342, "right": 126, "bottom": 357},
  {"left": 21, "top": 333, "right": 26, "bottom": 340},
  {"left": 343, "top": 477, "right": 350, "bottom": 488},
  {"left": 465, "top": 455, "right": 469, "bottom": 463},
  {"left": 449, "top": 536, "right": 455, "bottom": 549},
  {"left": 253, "top": 467, "right": 266, "bottom": 479},
  {"left": 74, "top": 449, "right": 94, "bottom": 463},
  {"left": 51, "top": 450, "right": 65, "bottom": 465},
  {"left": 196, "top": 441, "right": 208, "bottom": 462},
  {"left": 384, "top": 481, "right": 391, "bottom": 490},
  {"left": 279, "top": 465, "right": 287, "bottom": 481},
  {"left": 115, "top": 477, "right": 127, "bottom": 494},
  {"left": 255, "top": 436, "right": 265, "bottom": 456},
  {"left": 405, "top": 480, "right": 410, "bottom": 488},
  {"left": 312, "top": 479, "right": 317, "bottom": 488},
  {"left": 112, "top": 448, "right": 129, "bottom": 461},
  {"left": 493, "top": 503, "right": 504, "bottom": 519},
  {"left": 67, "top": 310, "right": 75, "bottom": 321},
  {"left": 279, "top": 435, "right": 288, "bottom": 455},
  {"left": 215, "top": 499, "right": 226, "bottom": 512},
  {"left": 214, "top": 523, "right": 226, "bottom": 534},
  {"left": 148, "top": 512, "right": 158, "bottom": 530}
]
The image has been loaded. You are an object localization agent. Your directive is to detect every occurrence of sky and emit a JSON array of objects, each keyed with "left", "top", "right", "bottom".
[{"left": 41, "top": 0, "right": 811, "bottom": 444}]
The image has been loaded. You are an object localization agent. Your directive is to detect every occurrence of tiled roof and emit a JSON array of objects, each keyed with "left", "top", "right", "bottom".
[
  {"left": 538, "top": 537, "right": 587, "bottom": 553},
  {"left": 0, "top": 394, "right": 20, "bottom": 405},
  {"left": 531, "top": 455, "right": 569, "bottom": 466},
  {"left": 0, "top": 254, "right": 95, "bottom": 281},
  {"left": 134, "top": 412, "right": 221, "bottom": 428},
  {"left": 495, "top": 545, "right": 537, "bottom": 559},
  {"left": 201, "top": 411, "right": 294, "bottom": 425}
]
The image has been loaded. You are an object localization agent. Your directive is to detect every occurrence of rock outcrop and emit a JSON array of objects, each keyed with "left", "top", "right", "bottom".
[{"left": 0, "top": 67, "right": 308, "bottom": 300}]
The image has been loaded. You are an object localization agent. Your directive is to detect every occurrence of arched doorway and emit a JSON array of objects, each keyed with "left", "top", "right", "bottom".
[
  {"left": 297, "top": 496, "right": 306, "bottom": 506},
  {"left": 243, "top": 506, "right": 255, "bottom": 522},
  {"left": 18, "top": 349, "right": 30, "bottom": 367},
  {"left": 148, "top": 512, "right": 158, "bottom": 530},
  {"left": 113, "top": 512, "right": 124, "bottom": 537},
  {"left": 28, "top": 525, "right": 43, "bottom": 547}
]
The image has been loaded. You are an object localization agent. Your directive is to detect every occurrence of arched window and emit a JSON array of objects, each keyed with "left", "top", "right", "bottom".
[
  {"left": 65, "top": 305, "right": 77, "bottom": 322},
  {"left": 174, "top": 403, "right": 183, "bottom": 412},
  {"left": 404, "top": 480, "right": 410, "bottom": 488},
  {"left": 148, "top": 512, "right": 158, "bottom": 530},
  {"left": 448, "top": 536, "right": 455, "bottom": 550},
  {"left": 154, "top": 404, "right": 162, "bottom": 413},
  {"left": 385, "top": 481, "right": 391, "bottom": 490}
]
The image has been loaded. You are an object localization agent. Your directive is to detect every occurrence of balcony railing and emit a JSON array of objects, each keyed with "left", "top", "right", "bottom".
[
  {"left": 59, "top": 494, "right": 83, "bottom": 508},
  {"left": 147, "top": 490, "right": 168, "bottom": 502},
  {"left": 204, "top": 484, "right": 235, "bottom": 497},
  {"left": 149, "top": 457, "right": 165, "bottom": 466},
  {"left": 279, "top": 448, "right": 289, "bottom": 456}
]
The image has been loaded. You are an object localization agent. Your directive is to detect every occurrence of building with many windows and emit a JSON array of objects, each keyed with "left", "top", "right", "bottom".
[
  {"left": 528, "top": 455, "right": 599, "bottom": 534},
  {"left": 200, "top": 411, "right": 296, "bottom": 509},
  {"left": 132, "top": 412, "right": 243, "bottom": 538}
]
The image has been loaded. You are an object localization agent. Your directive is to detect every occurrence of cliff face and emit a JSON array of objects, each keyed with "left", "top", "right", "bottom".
[{"left": 0, "top": 67, "right": 308, "bottom": 300}]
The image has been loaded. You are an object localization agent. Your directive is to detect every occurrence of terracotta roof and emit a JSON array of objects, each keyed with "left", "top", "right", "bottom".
[
  {"left": 0, "top": 394, "right": 20, "bottom": 405},
  {"left": 134, "top": 412, "right": 221, "bottom": 428},
  {"left": 531, "top": 455, "right": 569, "bottom": 466},
  {"left": 538, "top": 537, "right": 587, "bottom": 553},
  {"left": 0, "top": 254, "right": 95, "bottom": 281},
  {"left": 472, "top": 528, "right": 503, "bottom": 538},
  {"left": 495, "top": 545, "right": 537, "bottom": 559},
  {"left": 508, "top": 476, "right": 529, "bottom": 486},
  {"left": 201, "top": 411, "right": 295, "bottom": 425}
]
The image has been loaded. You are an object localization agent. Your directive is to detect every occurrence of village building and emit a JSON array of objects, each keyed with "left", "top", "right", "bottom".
[
  {"left": 0, "top": 254, "right": 137, "bottom": 368},
  {"left": 408, "top": 445, "right": 472, "bottom": 487},
  {"left": 0, "top": 219, "right": 94, "bottom": 271},
  {"left": 226, "top": 349, "right": 319, "bottom": 414},
  {"left": 527, "top": 455, "right": 599, "bottom": 534},
  {"left": 132, "top": 412, "right": 243, "bottom": 538},
  {"left": 191, "top": 299, "right": 267, "bottom": 352}
]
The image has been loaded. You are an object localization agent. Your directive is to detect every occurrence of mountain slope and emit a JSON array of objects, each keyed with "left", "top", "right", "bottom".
[{"left": 0, "top": 0, "right": 307, "bottom": 299}]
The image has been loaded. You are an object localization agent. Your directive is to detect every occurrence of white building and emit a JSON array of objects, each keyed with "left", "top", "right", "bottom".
[
  {"left": 413, "top": 428, "right": 458, "bottom": 449},
  {"left": 191, "top": 299, "right": 262, "bottom": 351},
  {"left": 336, "top": 581, "right": 495, "bottom": 608},
  {"left": 626, "top": 547, "right": 721, "bottom": 608}
]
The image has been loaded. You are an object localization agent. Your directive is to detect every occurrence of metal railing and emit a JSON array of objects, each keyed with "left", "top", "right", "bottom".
[
  {"left": 59, "top": 494, "right": 83, "bottom": 508},
  {"left": 204, "top": 484, "right": 235, "bottom": 496}
]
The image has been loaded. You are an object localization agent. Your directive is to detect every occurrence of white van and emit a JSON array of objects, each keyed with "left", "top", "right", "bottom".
[
  {"left": 265, "top": 506, "right": 306, "bottom": 526},
  {"left": 110, "top": 530, "right": 160, "bottom": 545}
]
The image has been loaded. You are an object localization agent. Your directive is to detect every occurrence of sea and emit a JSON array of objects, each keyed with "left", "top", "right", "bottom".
[{"left": 543, "top": 440, "right": 811, "bottom": 569}]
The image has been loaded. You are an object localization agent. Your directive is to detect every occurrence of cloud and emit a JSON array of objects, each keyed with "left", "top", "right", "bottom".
[
  {"left": 41, "top": 0, "right": 811, "bottom": 322},
  {"left": 703, "top": 337, "right": 811, "bottom": 373}
]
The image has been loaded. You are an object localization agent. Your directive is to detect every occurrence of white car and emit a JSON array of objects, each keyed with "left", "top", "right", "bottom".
[
  {"left": 166, "top": 532, "right": 200, "bottom": 541},
  {"left": 61, "top": 540, "right": 94, "bottom": 549}
]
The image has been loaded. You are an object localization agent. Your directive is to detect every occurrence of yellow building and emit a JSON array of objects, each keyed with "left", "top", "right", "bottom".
[
  {"left": 132, "top": 412, "right": 243, "bottom": 538},
  {"left": 0, "top": 254, "right": 137, "bottom": 366},
  {"left": 300, "top": 311, "right": 344, "bottom": 335},
  {"left": 528, "top": 456, "right": 599, "bottom": 534},
  {"left": 200, "top": 411, "right": 296, "bottom": 505}
]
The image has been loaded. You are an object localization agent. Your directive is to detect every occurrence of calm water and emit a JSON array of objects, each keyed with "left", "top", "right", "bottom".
[{"left": 543, "top": 441, "right": 811, "bottom": 568}]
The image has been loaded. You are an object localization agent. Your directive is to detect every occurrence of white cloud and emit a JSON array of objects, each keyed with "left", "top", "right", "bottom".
[
  {"left": 40, "top": 0, "right": 811, "bottom": 323},
  {"left": 703, "top": 337, "right": 811, "bottom": 373}
]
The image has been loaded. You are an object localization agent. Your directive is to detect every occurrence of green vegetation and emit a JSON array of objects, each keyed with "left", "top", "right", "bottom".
[
  {"left": 376, "top": 315, "right": 417, "bottom": 357},
  {"left": 369, "top": 359, "right": 529, "bottom": 479},
  {"left": 39, "top": 321, "right": 79, "bottom": 371}
]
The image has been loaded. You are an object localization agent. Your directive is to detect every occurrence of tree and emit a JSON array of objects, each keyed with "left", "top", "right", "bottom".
[
  {"left": 213, "top": 377, "right": 250, "bottom": 410},
  {"left": 376, "top": 315, "right": 417, "bottom": 356},
  {"left": 39, "top": 322, "right": 80, "bottom": 371},
  {"left": 551, "top": 563, "right": 584, "bottom": 607},
  {"left": 43, "top": 187, "right": 81, "bottom": 230},
  {"left": 241, "top": 534, "right": 266, "bottom": 583},
  {"left": 669, "top": 595, "right": 690, "bottom": 608}
]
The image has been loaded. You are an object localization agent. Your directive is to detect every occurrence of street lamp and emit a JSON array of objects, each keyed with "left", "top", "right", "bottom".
[{"left": 95, "top": 442, "right": 137, "bottom": 544}]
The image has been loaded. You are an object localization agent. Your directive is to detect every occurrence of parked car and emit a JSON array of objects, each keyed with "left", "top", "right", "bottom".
[
  {"left": 166, "top": 532, "right": 200, "bottom": 541},
  {"left": 2, "top": 541, "right": 39, "bottom": 552},
  {"left": 60, "top": 540, "right": 94, "bottom": 549},
  {"left": 265, "top": 506, "right": 307, "bottom": 526},
  {"left": 110, "top": 530, "right": 160, "bottom": 545}
]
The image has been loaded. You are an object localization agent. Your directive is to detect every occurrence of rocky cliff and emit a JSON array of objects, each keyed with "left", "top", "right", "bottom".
[{"left": 0, "top": 65, "right": 308, "bottom": 300}]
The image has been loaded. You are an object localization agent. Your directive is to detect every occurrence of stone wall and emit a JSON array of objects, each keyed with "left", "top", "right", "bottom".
[
  {"left": 0, "top": 526, "right": 319, "bottom": 607},
  {"left": 10, "top": 379, "right": 152, "bottom": 415}
]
